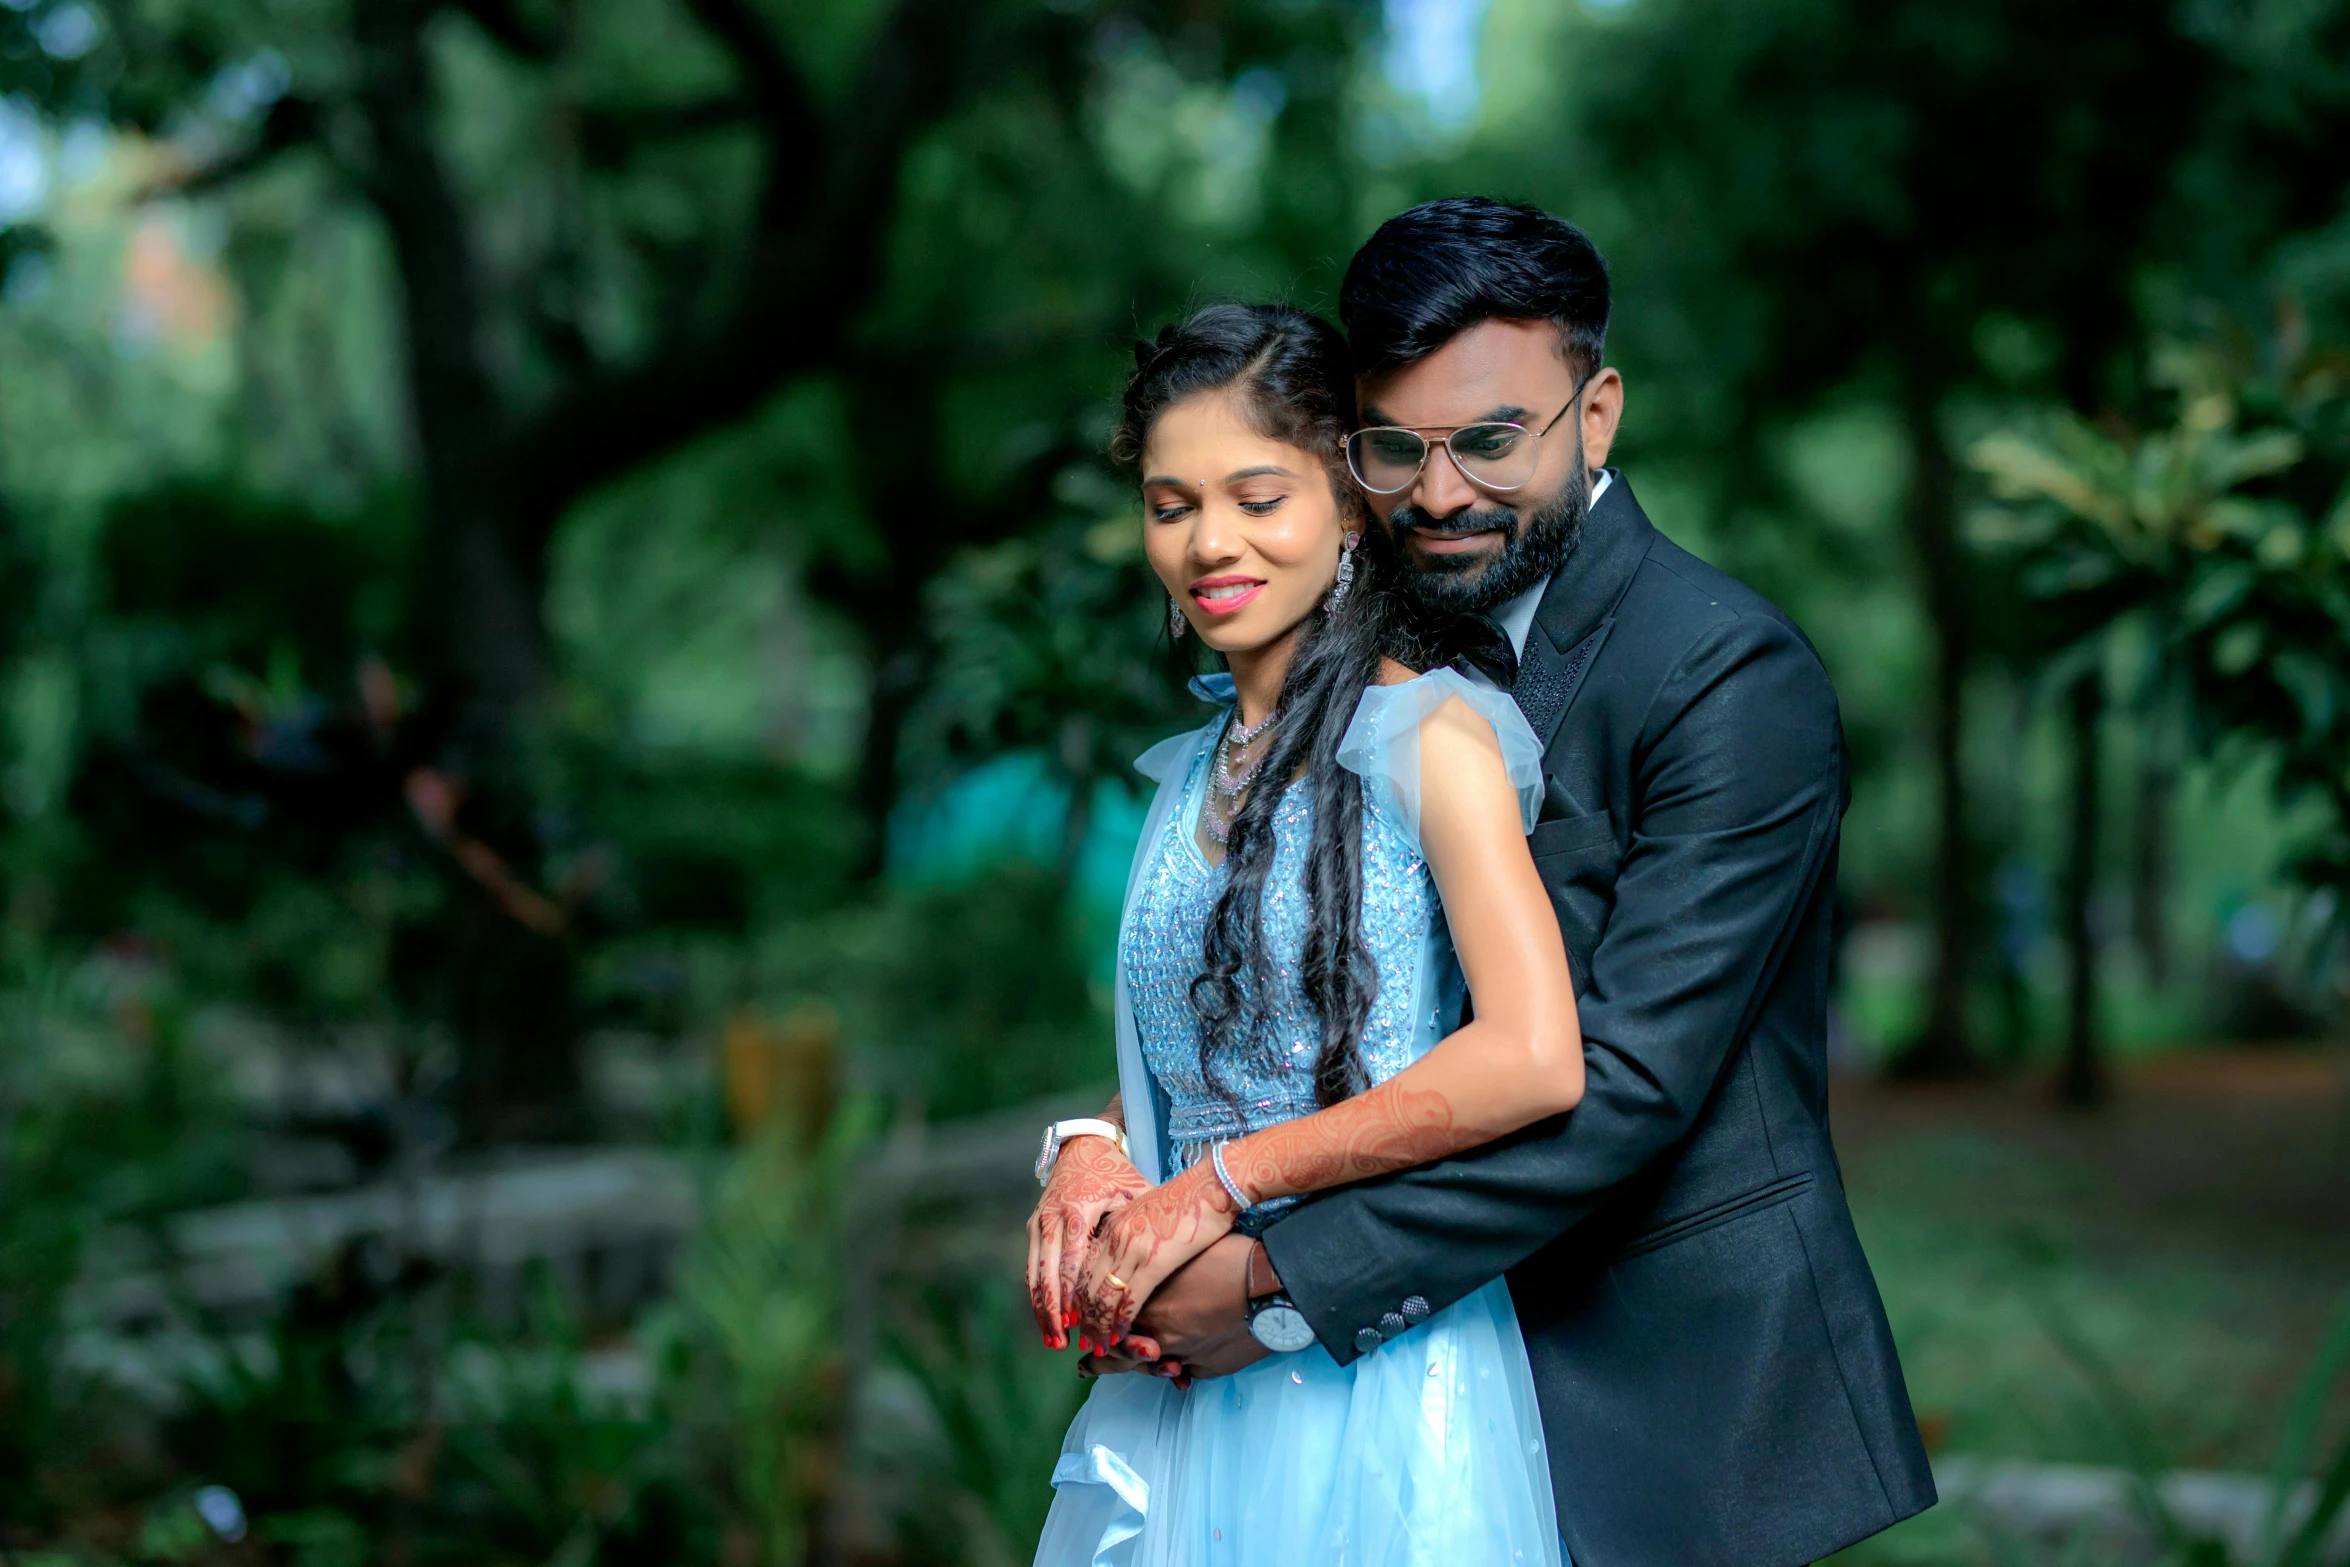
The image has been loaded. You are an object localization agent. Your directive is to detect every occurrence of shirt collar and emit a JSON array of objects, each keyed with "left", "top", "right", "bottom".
[{"left": 1493, "top": 469, "right": 1612, "bottom": 658}]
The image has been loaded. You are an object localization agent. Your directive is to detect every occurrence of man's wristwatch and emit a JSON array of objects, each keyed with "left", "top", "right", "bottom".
[
  {"left": 1244, "top": 1238, "right": 1315, "bottom": 1353},
  {"left": 1246, "top": 1291, "right": 1316, "bottom": 1353},
  {"left": 1035, "top": 1117, "right": 1128, "bottom": 1185}
]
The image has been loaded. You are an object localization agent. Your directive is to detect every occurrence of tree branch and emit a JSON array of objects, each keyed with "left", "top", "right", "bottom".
[
  {"left": 139, "top": 95, "right": 321, "bottom": 200},
  {"left": 679, "top": 0, "right": 819, "bottom": 148},
  {"left": 577, "top": 95, "right": 754, "bottom": 163},
  {"left": 491, "top": 0, "right": 993, "bottom": 547},
  {"left": 448, "top": 0, "right": 565, "bottom": 60}
]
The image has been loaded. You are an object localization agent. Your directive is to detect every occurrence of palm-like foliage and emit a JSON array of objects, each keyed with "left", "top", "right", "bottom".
[{"left": 1967, "top": 339, "right": 2350, "bottom": 927}]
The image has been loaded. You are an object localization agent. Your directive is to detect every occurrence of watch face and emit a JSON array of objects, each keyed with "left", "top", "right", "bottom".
[{"left": 1248, "top": 1302, "right": 1317, "bottom": 1355}]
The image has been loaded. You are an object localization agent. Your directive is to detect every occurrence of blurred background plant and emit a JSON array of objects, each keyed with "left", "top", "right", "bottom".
[{"left": 0, "top": 0, "right": 2346, "bottom": 1559}]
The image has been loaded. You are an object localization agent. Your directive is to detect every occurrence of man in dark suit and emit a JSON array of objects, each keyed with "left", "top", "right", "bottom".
[{"left": 1115, "top": 198, "right": 1936, "bottom": 1567}]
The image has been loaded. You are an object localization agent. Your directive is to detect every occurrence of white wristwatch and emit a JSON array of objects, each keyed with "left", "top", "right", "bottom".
[{"left": 1036, "top": 1117, "right": 1128, "bottom": 1184}]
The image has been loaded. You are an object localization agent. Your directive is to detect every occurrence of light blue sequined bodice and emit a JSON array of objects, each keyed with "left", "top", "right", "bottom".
[{"left": 1120, "top": 739, "right": 1465, "bottom": 1169}]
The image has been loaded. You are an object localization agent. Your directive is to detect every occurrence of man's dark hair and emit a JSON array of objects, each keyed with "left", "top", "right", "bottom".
[{"left": 1340, "top": 197, "right": 1611, "bottom": 379}]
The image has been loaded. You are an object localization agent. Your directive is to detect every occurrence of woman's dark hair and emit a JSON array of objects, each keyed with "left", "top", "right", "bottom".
[
  {"left": 1341, "top": 196, "right": 1611, "bottom": 380},
  {"left": 1115, "top": 302, "right": 1412, "bottom": 1110}
]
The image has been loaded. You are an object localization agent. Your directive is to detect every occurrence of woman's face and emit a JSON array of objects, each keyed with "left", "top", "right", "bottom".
[{"left": 1140, "top": 389, "right": 1348, "bottom": 657}]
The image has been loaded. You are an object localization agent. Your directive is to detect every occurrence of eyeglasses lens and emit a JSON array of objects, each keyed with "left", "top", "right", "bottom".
[
  {"left": 1348, "top": 429, "right": 1428, "bottom": 494},
  {"left": 1448, "top": 424, "right": 1536, "bottom": 489}
]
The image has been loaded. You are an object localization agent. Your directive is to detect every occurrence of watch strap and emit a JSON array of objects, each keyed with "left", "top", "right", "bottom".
[
  {"left": 1036, "top": 1117, "right": 1128, "bottom": 1184},
  {"left": 1054, "top": 1117, "right": 1127, "bottom": 1156}
]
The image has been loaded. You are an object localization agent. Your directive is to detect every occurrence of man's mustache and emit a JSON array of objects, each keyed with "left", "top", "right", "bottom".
[{"left": 1390, "top": 504, "right": 1518, "bottom": 541}]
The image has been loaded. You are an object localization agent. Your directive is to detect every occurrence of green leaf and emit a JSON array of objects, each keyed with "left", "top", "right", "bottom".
[
  {"left": 2181, "top": 563, "right": 2257, "bottom": 629},
  {"left": 2206, "top": 428, "right": 2306, "bottom": 490},
  {"left": 2213, "top": 621, "right": 2267, "bottom": 676},
  {"left": 2263, "top": 1291, "right": 2350, "bottom": 1563},
  {"left": 1968, "top": 433, "right": 2129, "bottom": 530},
  {"left": 2272, "top": 651, "right": 2341, "bottom": 739}
]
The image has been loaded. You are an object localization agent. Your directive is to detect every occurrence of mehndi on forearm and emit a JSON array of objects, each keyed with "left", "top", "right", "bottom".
[{"left": 1217, "top": 1076, "right": 1504, "bottom": 1205}]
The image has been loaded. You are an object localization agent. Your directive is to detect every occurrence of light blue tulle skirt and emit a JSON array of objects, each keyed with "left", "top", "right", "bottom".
[{"left": 1033, "top": 1279, "right": 1565, "bottom": 1567}]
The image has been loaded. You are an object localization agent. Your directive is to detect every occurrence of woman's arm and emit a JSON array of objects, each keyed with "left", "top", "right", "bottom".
[
  {"left": 1075, "top": 698, "right": 1582, "bottom": 1343},
  {"left": 1027, "top": 1092, "right": 1148, "bottom": 1349}
]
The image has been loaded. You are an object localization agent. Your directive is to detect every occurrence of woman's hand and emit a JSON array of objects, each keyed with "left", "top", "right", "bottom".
[
  {"left": 1026, "top": 1132, "right": 1149, "bottom": 1349},
  {"left": 1073, "top": 1160, "right": 1239, "bottom": 1347}
]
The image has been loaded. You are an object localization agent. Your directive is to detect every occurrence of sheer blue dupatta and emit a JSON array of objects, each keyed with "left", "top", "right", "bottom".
[
  {"left": 1036, "top": 679, "right": 1229, "bottom": 1567},
  {"left": 1111, "top": 676, "right": 1233, "bottom": 1185}
]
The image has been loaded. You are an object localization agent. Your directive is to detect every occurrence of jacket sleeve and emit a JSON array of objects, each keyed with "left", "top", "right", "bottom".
[{"left": 1260, "top": 612, "right": 1845, "bottom": 1364}]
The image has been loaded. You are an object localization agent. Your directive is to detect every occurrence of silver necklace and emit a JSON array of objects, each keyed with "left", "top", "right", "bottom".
[
  {"left": 1225, "top": 704, "right": 1280, "bottom": 748},
  {"left": 1204, "top": 711, "right": 1279, "bottom": 846}
]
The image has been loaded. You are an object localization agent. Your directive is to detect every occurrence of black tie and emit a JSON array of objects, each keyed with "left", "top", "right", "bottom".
[{"left": 1449, "top": 613, "right": 1519, "bottom": 690}]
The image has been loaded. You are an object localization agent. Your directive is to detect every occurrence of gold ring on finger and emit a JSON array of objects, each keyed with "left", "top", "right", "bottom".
[{"left": 1106, "top": 1274, "right": 1128, "bottom": 1290}]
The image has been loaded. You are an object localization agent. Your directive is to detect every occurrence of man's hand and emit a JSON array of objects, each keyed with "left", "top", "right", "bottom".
[
  {"left": 1130, "top": 1233, "right": 1273, "bottom": 1380},
  {"left": 1076, "top": 1336, "right": 1186, "bottom": 1383}
]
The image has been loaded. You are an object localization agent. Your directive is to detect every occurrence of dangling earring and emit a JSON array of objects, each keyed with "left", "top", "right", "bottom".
[
  {"left": 1168, "top": 593, "right": 1188, "bottom": 639},
  {"left": 1324, "top": 531, "right": 1361, "bottom": 612}
]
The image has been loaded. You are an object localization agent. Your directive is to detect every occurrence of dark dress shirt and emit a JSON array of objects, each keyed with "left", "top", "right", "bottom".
[{"left": 1260, "top": 473, "right": 1936, "bottom": 1567}]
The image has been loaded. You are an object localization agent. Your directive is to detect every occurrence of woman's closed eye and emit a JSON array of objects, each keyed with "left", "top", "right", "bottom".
[
  {"left": 1150, "top": 502, "right": 1193, "bottom": 522},
  {"left": 1237, "top": 495, "right": 1285, "bottom": 516}
]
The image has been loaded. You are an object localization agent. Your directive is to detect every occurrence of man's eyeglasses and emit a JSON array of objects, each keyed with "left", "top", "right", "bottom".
[{"left": 1345, "top": 375, "right": 1592, "bottom": 497}]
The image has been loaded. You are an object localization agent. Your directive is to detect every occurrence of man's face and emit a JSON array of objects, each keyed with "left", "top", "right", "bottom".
[{"left": 1355, "top": 318, "right": 1623, "bottom": 615}]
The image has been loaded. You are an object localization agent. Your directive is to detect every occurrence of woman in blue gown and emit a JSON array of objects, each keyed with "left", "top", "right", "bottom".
[{"left": 1025, "top": 304, "right": 1584, "bottom": 1567}]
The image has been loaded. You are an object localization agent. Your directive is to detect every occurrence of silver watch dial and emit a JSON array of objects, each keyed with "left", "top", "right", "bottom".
[{"left": 1247, "top": 1301, "right": 1317, "bottom": 1354}]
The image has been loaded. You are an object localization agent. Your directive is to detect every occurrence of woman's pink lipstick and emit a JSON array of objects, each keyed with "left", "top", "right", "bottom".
[{"left": 1190, "top": 577, "right": 1266, "bottom": 616}]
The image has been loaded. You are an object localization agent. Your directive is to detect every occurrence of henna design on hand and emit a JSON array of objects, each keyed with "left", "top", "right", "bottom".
[
  {"left": 1025, "top": 1127, "right": 1148, "bottom": 1350},
  {"left": 1072, "top": 1160, "right": 1240, "bottom": 1344},
  {"left": 1065, "top": 1082, "right": 1501, "bottom": 1345}
]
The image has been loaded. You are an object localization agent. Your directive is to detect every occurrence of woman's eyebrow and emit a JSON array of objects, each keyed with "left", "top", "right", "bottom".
[
  {"left": 1140, "top": 474, "right": 1196, "bottom": 489},
  {"left": 1224, "top": 465, "right": 1296, "bottom": 482}
]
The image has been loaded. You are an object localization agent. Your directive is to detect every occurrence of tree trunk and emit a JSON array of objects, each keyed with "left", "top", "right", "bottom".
[
  {"left": 354, "top": 3, "right": 546, "bottom": 734},
  {"left": 357, "top": 1, "right": 579, "bottom": 1141},
  {"left": 2061, "top": 673, "right": 2107, "bottom": 1108},
  {"left": 826, "top": 372, "right": 1078, "bottom": 881},
  {"left": 1893, "top": 391, "right": 1982, "bottom": 1078},
  {"left": 2131, "top": 727, "right": 2176, "bottom": 988}
]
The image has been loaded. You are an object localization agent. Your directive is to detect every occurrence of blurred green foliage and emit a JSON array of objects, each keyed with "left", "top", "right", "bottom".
[{"left": 1970, "top": 338, "right": 2350, "bottom": 924}]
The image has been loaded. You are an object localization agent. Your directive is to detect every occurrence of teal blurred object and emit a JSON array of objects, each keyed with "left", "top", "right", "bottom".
[{"left": 887, "top": 750, "right": 1154, "bottom": 969}]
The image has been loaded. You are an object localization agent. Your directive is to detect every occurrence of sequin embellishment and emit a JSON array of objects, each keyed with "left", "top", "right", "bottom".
[{"left": 1121, "top": 743, "right": 1456, "bottom": 1168}]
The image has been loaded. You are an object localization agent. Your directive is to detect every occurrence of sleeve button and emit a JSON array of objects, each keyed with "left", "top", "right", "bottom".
[
  {"left": 1379, "top": 1311, "right": 1408, "bottom": 1336},
  {"left": 1354, "top": 1327, "right": 1385, "bottom": 1354},
  {"left": 1400, "top": 1296, "right": 1431, "bottom": 1323}
]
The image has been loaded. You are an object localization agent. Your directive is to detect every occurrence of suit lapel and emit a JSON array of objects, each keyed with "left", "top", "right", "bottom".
[
  {"left": 1515, "top": 471, "right": 1656, "bottom": 753},
  {"left": 1514, "top": 619, "right": 1611, "bottom": 751}
]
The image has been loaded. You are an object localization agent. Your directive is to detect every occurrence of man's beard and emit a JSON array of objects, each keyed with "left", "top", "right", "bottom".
[{"left": 1391, "top": 462, "right": 1590, "bottom": 619}]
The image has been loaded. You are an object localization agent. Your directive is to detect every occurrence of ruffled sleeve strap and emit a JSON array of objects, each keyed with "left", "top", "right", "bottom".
[
  {"left": 1132, "top": 672, "right": 1238, "bottom": 784},
  {"left": 1335, "top": 667, "right": 1545, "bottom": 845}
]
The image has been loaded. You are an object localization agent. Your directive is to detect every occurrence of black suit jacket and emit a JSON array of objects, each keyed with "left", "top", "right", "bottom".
[{"left": 1261, "top": 475, "right": 1935, "bottom": 1567}]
